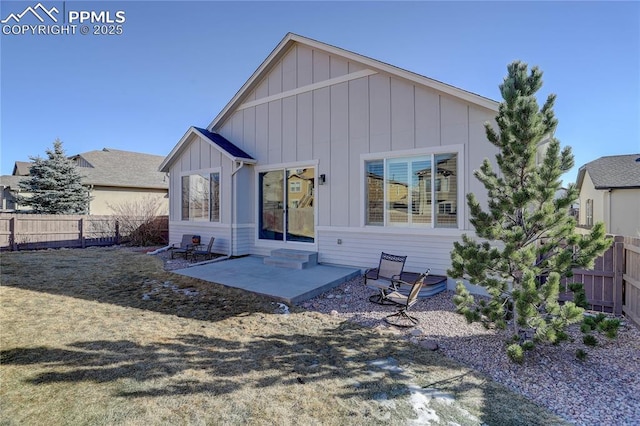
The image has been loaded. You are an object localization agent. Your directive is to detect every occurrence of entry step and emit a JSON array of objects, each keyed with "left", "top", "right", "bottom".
[{"left": 263, "top": 249, "right": 318, "bottom": 269}]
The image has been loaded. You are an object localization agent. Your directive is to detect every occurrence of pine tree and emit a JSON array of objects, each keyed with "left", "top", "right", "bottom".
[
  {"left": 17, "top": 139, "right": 92, "bottom": 214},
  {"left": 448, "top": 62, "right": 612, "bottom": 359}
]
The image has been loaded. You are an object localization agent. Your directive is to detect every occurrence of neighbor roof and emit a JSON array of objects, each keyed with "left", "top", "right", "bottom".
[
  {"left": 158, "top": 126, "right": 256, "bottom": 173},
  {"left": 0, "top": 175, "right": 24, "bottom": 188},
  {"left": 207, "top": 32, "right": 500, "bottom": 131},
  {"left": 12, "top": 161, "right": 32, "bottom": 176},
  {"left": 576, "top": 154, "right": 640, "bottom": 190},
  {"left": 73, "top": 148, "right": 168, "bottom": 189},
  {"left": 2, "top": 148, "right": 168, "bottom": 190}
]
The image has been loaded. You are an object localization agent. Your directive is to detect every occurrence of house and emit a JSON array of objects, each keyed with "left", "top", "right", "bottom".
[
  {"left": 1, "top": 148, "right": 169, "bottom": 215},
  {"left": 159, "top": 32, "right": 504, "bottom": 275},
  {"left": 576, "top": 154, "right": 640, "bottom": 236}
]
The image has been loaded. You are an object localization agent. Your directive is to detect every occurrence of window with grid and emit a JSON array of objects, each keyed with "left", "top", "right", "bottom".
[
  {"left": 365, "top": 153, "right": 458, "bottom": 228},
  {"left": 181, "top": 172, "right": 220, "bottom": 222},
  {"left": 585, "top": 199, "right": 593, "bottom": 227}
]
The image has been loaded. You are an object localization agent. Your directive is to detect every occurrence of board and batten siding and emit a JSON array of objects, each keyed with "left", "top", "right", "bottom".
[
  {"left": 166, "top": 40, "right": 499, "bottom": 269},
  {"left": 217, "top": 43, "right": 498, "bottom": 225},
  {"left": 166, "top": 133, "right": 235, "bottom": 253}
]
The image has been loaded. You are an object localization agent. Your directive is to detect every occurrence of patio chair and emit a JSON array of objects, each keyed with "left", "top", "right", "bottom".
[
  {"left": 364, "top": 252, "right": 407, "bottom": 304},
  {"left": 191, "top": 237, "right": 216, "bottom": 262},
  {"left": 170, "top": 234, "right": 200, "bottom": 259},
  {"left": 383, "top": 271, "right": 429, "bottom": 328}
]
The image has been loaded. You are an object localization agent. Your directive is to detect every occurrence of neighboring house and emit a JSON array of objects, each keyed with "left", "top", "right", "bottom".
[
  {"left": 576, "top": 154, "right": 640, "bottom": 236},
  {"left": 555, "top": 187, "right": 579, "bottom": 221},
  {"left": 159, "top": 32, "right": 511, "bottom": 274},
  {"left": 1, "top": 148, "right": 169, "bottom": 215}
]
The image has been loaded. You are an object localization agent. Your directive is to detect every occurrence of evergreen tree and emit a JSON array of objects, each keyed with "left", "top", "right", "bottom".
[
  {"left": 17, "top": 139, "right": 92, "bottom": 214},
  {"left": 448, "top": 62, "right": 612, "bottom": 360}
]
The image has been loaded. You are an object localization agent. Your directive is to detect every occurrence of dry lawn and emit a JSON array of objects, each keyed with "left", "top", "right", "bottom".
[{"left": 0, "top": 247, "right": 568, "bottom": 425}]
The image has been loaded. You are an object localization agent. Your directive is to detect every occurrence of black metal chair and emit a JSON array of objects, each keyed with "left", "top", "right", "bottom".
[
  {"left": 191, "top": 237, "right": 216, "bottom": 262},
  {"left": 170, "top": 234, "right": 200, "bottom": 259},
  {"left": 383, "top": 271, "right": 429, "bottom": 328},
  {"left": 364, "top": 252, "right": 407, "bottom": 304}
]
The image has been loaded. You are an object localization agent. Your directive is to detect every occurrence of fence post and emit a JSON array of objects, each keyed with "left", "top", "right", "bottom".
[
  {"left": 115, "top": 220, "right": 120, "bottom": 245},
  {"left": 79, "top": 217, "right": 85, "bottom": 248},
  {"left": 9, "top": 216, "right": 16, "bottom": 251},
  {"left": 613, "top": 236, "right": 624, "bottom": 316}
]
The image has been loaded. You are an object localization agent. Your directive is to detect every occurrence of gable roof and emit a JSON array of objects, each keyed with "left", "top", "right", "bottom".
[
  {"left": 193, "top": 127, "right": 255, "bottom": 160},
  {"left": 576, "top": 154, "right": 640, "bottom": 190},
  {"left": 12, "top": 161, "right": 32, "bottom": 176},
  {"left": 158, "top": 126, "right": 256, "bottom": 173},
  {"left": 2, "top": 148, "right": 168, "bottom": 190},
  {"left": 207, "top": 32, "right": 499, "bottom": 131},
  {"left": 73, "top": 148, "right": 168, "bottom": 189}
]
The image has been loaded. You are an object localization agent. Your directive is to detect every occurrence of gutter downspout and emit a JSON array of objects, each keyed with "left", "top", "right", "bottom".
[
  {"left": 230, "top": 161, "right": 246, "bottom": 257},
  {"left": 87, "top": 185, "right": 94, "bottom": 215},
  {"left": 607, "top": 189, "right": 612, "bottom": 234}
]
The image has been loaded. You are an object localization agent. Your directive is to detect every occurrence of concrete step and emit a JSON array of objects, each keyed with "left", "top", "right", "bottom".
[
  {"left": 263, "top": 256, "right": 308, "bottom": 269},
  {"left": 270, "top": 249, "right": 318, "bottom": 263},
  {"left": 263, "top": 249, "right": 318, "bottom": 269}
]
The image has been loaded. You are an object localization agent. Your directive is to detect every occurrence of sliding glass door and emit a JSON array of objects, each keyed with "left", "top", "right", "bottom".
[{"left": 259, "top": 167, "right": 315, "bottom": 243}]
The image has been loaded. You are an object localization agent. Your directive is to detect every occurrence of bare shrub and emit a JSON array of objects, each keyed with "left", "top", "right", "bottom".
[{"left": 107, "top": 196, "right": 168, "bottom": 246}]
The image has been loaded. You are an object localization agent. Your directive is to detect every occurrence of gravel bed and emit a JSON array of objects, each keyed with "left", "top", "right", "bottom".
[
  {"left": 154, "top": 251, "right": 639, "bottom": 425},
  {"left": 300, "top": 276, "right": 640, "bottom": 426}
]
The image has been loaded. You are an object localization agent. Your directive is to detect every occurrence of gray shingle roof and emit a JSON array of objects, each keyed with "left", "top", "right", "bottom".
[
  {"left": 12, "top": 161, "right": 32, "bottom": 176},
  {"left": 0, "top": 175, "right": 24, "bottom": 188},
  {"left": 577, "top": 154, "right": 640, "bottom": 189},
  {"left": 73, "top": 148, "right": 168, "bottom": 189},
  {"left": 2, "top": 148, "right": 168, "bottom": 190}
]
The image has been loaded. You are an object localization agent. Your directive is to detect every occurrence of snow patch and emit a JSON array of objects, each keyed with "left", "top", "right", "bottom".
[
  {"left": 141, "top": 280, "right": 199, "bottom": 300},
  {"left": 275, "top": 302, "right": 290, "bottom": 315}
]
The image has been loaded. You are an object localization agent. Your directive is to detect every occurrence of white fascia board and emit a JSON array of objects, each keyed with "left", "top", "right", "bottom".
[
  {"left": 159, "top": 126, "right": 196, "bottom": 172},
  {"left": 293, "top": 34, "right": 499, "bottom": 112},
  {"left": 207, "top": 33, "right": 299, "bottom": 131},
  {"left": 158, "top": 126, "right": 256, "bottom": 173}
]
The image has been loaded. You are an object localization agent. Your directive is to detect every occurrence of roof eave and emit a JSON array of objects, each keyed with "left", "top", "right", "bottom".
[
  {"left": 159, "top": 127, "right": 256, "bottom": 173},
  {"left": 159, "top": 127, "right": 195, "bottom": 172},
  {"left": 593, "top": 185, "right": 640, "bottom": 190},
  {"left": 575, "top": 167, "right": 586, "bottom": 191},
  {"left": 84, "top": 183, "right": 168, "bottom": 190},
  {"left": 207, "top": 33, "right": 299, "bottom": 131}
]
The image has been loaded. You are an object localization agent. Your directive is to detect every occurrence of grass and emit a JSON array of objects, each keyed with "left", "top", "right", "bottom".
[{"left": 0, "top": 247, "right": 569, "bottom": 425}]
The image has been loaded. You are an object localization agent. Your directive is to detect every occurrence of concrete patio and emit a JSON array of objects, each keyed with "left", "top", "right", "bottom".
[{"left": 171, "top": 255, "right": 362, "bottom": 304}]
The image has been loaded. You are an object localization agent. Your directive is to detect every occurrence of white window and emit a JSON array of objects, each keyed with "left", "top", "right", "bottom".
[
  {"left": 289, "top": 181, "right": 301, "bottom": 193},
  {"left": 585, "top": 199, "right": 593, "bottom": 227},
  {"left": 365, "top": 152, "right": 458, "bottom": 228},
  {"left": 181, "top": 171, "right": 220, "bottom": 222}
]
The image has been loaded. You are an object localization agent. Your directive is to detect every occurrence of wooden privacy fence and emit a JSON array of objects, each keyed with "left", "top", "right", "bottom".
[
  {"left": 562, "top": 235, "right": 640, "bottom": 326},
  {"left": 0, "top": 213, "right": 168, "bottom": 251}
]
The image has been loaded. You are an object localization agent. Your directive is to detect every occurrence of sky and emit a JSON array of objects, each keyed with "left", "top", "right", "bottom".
[{"left": 1, "top": 1, "right": 639, "bottom": 185}]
